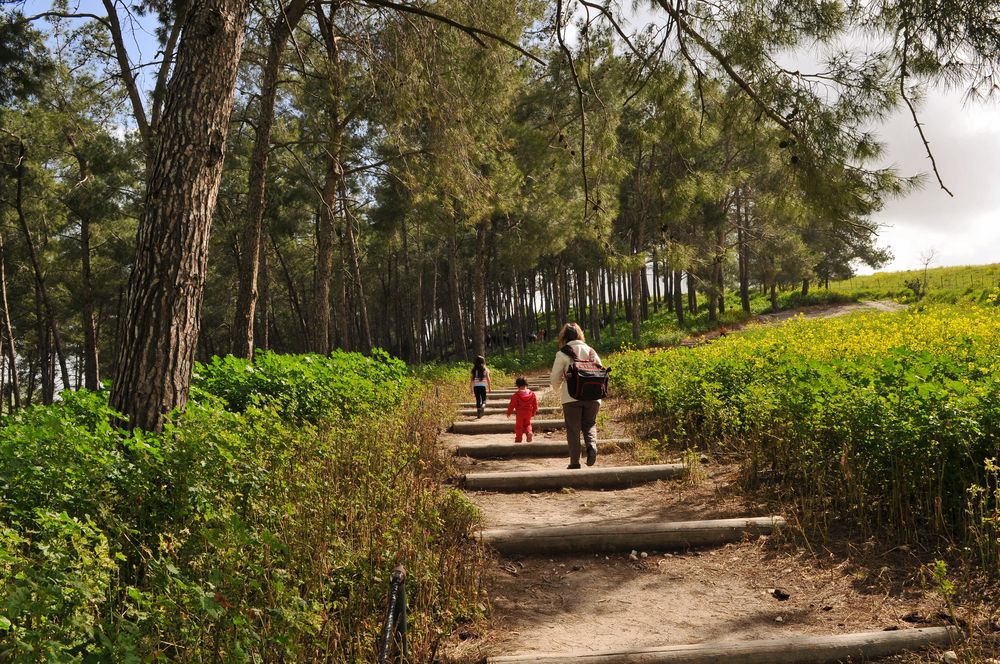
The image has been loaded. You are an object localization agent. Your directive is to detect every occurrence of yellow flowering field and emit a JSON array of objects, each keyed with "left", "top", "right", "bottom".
[{"left": 615, "top": 304, "right": 1000, "bottom": 568}]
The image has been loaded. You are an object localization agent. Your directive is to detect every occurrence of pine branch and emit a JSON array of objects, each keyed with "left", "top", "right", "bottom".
[
  {"left": 900, "top": 30, "right": 954, "bottom": 197},
  {"left": 358, "top": 0, "right": 544, "bottom": 65},
  {"left": 556, "top": 0, "right": 590, "bottom": 220},
  {"left": 101, "top": 0, "right": 151, "bottom": 150},
  {"left": 654, "top": 0, "right": 801, "bottom": 141}
]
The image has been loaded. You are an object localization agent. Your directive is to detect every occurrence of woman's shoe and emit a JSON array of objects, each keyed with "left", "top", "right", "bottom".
[
  {"left": 567, "top": 462, "right": 581, "bottom": 469},
  {"left": 586, "top": 445, "right": 597, "bottom": 466}
]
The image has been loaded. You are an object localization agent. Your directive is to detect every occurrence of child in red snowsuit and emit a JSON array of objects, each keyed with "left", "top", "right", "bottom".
[{"left": 506, "top": 376, "right": 538, "bottom": 443}]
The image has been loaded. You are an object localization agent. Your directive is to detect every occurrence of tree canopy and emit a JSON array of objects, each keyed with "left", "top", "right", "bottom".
[{"left": 1, "top": 0, "right": 997, "bottom": 428}]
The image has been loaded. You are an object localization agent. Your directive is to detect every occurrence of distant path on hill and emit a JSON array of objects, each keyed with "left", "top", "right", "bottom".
[{"left": 681, "top": 300, "right": 907, "bottom": 346}]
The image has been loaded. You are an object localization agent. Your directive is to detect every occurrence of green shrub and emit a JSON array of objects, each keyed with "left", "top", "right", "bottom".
[
  {"left": 616, "top": 305, "right": 1000, "bottom": 571},
  {"left": 0, "top": 352, "right": 481, "bottom": 661},
  {"left": 192, "top": 349, "right": 410, "bottom": 422}
]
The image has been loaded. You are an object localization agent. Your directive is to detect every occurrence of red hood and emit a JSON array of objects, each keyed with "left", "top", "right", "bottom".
[{"left": 512, "top": 390, "right": 534, "bottom": 404}]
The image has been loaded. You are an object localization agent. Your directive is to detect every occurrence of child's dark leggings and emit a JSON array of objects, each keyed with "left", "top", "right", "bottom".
[{"left": 473, "top": 385, "right": 487, "bottom": 408}]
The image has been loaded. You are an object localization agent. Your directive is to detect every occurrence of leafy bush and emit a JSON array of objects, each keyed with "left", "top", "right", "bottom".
[
  {"left": 0, "top": 352, "right": 482, "bottom": 661},
  {"left": 192, "top": 348, "right": 410, "bottom": 422},
  {"left": 615, "top": 305, "right": 1000, "bottom": 570}
]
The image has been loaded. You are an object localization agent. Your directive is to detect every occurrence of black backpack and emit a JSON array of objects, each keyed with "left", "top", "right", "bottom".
[{"left": 561, "top": 344, "right": 610, "bottom": 400}]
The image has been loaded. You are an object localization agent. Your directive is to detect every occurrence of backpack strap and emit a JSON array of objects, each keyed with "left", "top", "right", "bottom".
[{"left": 560, "top": 344, "right": 577, "bottom": 359}]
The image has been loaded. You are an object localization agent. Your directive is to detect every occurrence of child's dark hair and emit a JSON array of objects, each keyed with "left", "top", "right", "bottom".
[
  {"left": 472, "top": 355, "right": 486, "bottom": 380},
  {"left": 515, "top": 376, "right": 528, "bottom": 388}
]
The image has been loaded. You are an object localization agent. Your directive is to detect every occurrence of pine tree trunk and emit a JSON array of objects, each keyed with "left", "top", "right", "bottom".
[
  {"left": 414, "top": 257, "right": 425, "bottom": 362},
  {"left": 737, "top": 193, "right": 751, "bottom": 314},
  {"left": 34, "top": 287, "right": 53, "bottom": 404},
  {"left": 651, "top": 249, "right": 660, "bottom": 313},
  {"left": 336, "top": 241, "right": 351, "bottom": 351},
  {"left": 640, "top": 261, "right": 650, "bottom": 321},
  {"left": 715, "top": 225, "right": 726, "bottom": 316},
  {"left": 313, "top": 164, "right": 337, "bottom": 355},
  {"left": 802, "top": 279, "right": 810, "bottom": 296},
  {"left": 271, "top": 235, "right": 308, "bottom": 348},
  {"left": 665, "top": 269, "right": 673, "bottom": 312},
  {"left": 673, "top": 269, "right": 685, "bottom": 326},
  {"left": 542, "top": 273, "right": 554, "bottom": 337},
  {"left": 65, "top": 138, "right": 102, "bottom": 389},
  {"left": 340, "top": 180, "right": 372, "bottom": 353},
  {"left": 473, "top": 223, "right": 487, "bottom": 357},
  {"left": 257, "top": 246, "right": 270, "bottom": 350},
  {"left": 12, "top": 137, "right": 72, "bottom": 394},
  {"left": 231, "top": 0, "right": 307, "bottom": 358},
  {"left": 621, "top": 271, "right": 631, "bottom": 324},
  {"left": 0, "top": 228, "right": 19, "bottom": 408},
  {"left": 80, "top": 213, "right": 101, "bottom": 389},
  {"left": 708, "top": 280, "right": 718, "bottom": 322},
  {"left": 630, "top": 262, "right": 642, "bottom": 343},
  {"left": 589, "top": 268, "right": 600, "bottom": 342},
  {"left": 110, "top": 0, "right": 250, "bottom": 431},
  {"left": 608, "top": 268, "right": 617, "bottom": 335},
  {"left": 448, "top": 233, "right": 467, "bottom": 360},
  {"left": 687, "top": 272, "right": 698, "bottom": 314}
]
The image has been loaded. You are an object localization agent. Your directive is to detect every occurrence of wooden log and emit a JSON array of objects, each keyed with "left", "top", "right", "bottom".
[
  {"left": 488, "top": 626, "right": 962, "bottom": 664},
  {"left": 464, "top": 463, "right": 686, "bottom": 492},
  {"left": 458, "top": 406, "right": 561, "bottom": 417},
  {"left": 454, "top": 439, "right": 632, "bottom": 458},
  {"left": 478, "top": 516, "right": 785, "bottom": 555},
  {"left": 451, "top": 419, "right": 565, "bottom": 434},
  {"left": 459, "top": 399, "right": 540, "bottom": 407}
]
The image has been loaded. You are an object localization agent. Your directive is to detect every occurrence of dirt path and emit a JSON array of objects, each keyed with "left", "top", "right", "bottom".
[{"left": 440, "top": 303, "right": 956, "bottom": 663}]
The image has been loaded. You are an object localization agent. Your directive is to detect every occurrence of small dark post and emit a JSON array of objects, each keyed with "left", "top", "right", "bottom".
[
  {"left": 396, "top": 566, "right": 407, "bottom": 659},
  {"left": 379, "top": 564, "right": 407, "bottom": 664}
]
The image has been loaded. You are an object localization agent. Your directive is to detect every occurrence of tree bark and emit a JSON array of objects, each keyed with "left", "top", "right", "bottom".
[
  {"left": 589, "top": 267, "right": 600, "bottom": 342},
  {"left": 630, "top": 262, "right": 642, "bottom": 342},
  {"left": 448, "top": 230, "right": 467, "bottom": 360},
  {"left": 737, "top": 191, "right": 751, "bottom": 314},
  {"left": 231, "top": 0, "right": 308, "bottom": 358},
  {"left": 10, "top": 135, "right": 72, "bottom": 394},
  {"left": 271, "top": 234, "right": 309, "bottom": 348},
  {"left": 340, "top": 180, "right": 372, "bottom": 353},
  {"left": 256, "top": 244, "right": 270, "bottom": 351},
  {"left": 79, "top": 212, "right": 101, "bottom": 389},
  {"left": 313, "top": 161, "right": 338, "bottom": 354},
  {"left": 64, "top": 136, "right": 102, "bottom": 389},
  {"left": 110, "top": 0, "right": 251, "bottom": 431},
  {"left": 0, "top": 228, "right": 19, "bottom": 408},
  {"left": 651, "top": 249, "right": 660, "bottom": 312},
  {"left": 673, "top": 269, "right": 685, "bottom": 326},
  {"left": 687, "top": 271, "right": 698, "bottom": 314}
]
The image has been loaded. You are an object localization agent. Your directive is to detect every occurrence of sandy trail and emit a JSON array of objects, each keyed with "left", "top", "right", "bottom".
[{"left": 441, "top": 305, "right": 946, "bottom": 663}]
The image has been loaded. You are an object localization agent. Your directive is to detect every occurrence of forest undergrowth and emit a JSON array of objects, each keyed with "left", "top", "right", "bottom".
[{"left": 0, "top": 351, "right": 484, "bottom": 662}]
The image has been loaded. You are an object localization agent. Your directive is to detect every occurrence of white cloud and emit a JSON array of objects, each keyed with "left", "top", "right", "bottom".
[{"left": 871, "top": 89, "right": 1000, "bottom": 270}]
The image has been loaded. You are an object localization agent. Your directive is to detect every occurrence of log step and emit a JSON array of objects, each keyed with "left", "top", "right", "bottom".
[
  {"left": 488, "top": 626, "right": 961, "bottom": 663},
  {"left": 464, "top": 463, "right": 685, "bottom": 492},
  {"left": 459, "top": 400, "right": 542, "bottom": 407},
  {"left": 458, "top": 406, "right": 561, "bottom": 417},
  {"left": 451, "top": 419, "right": 565, "bottom": 434},
  {"left": 454, "top": 438, "right": 632, "bottom": 458},
  {"left": 479, "top": 516, "right": 785, "bottom": 555}
]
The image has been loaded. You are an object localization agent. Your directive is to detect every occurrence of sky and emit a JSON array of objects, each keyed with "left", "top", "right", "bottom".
[
  {"left": 25, "top": 0, "right": 1000, "bottom": 274},
  {"left": 866, "top": 91, "right": 1000, "bottom": 273}
]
